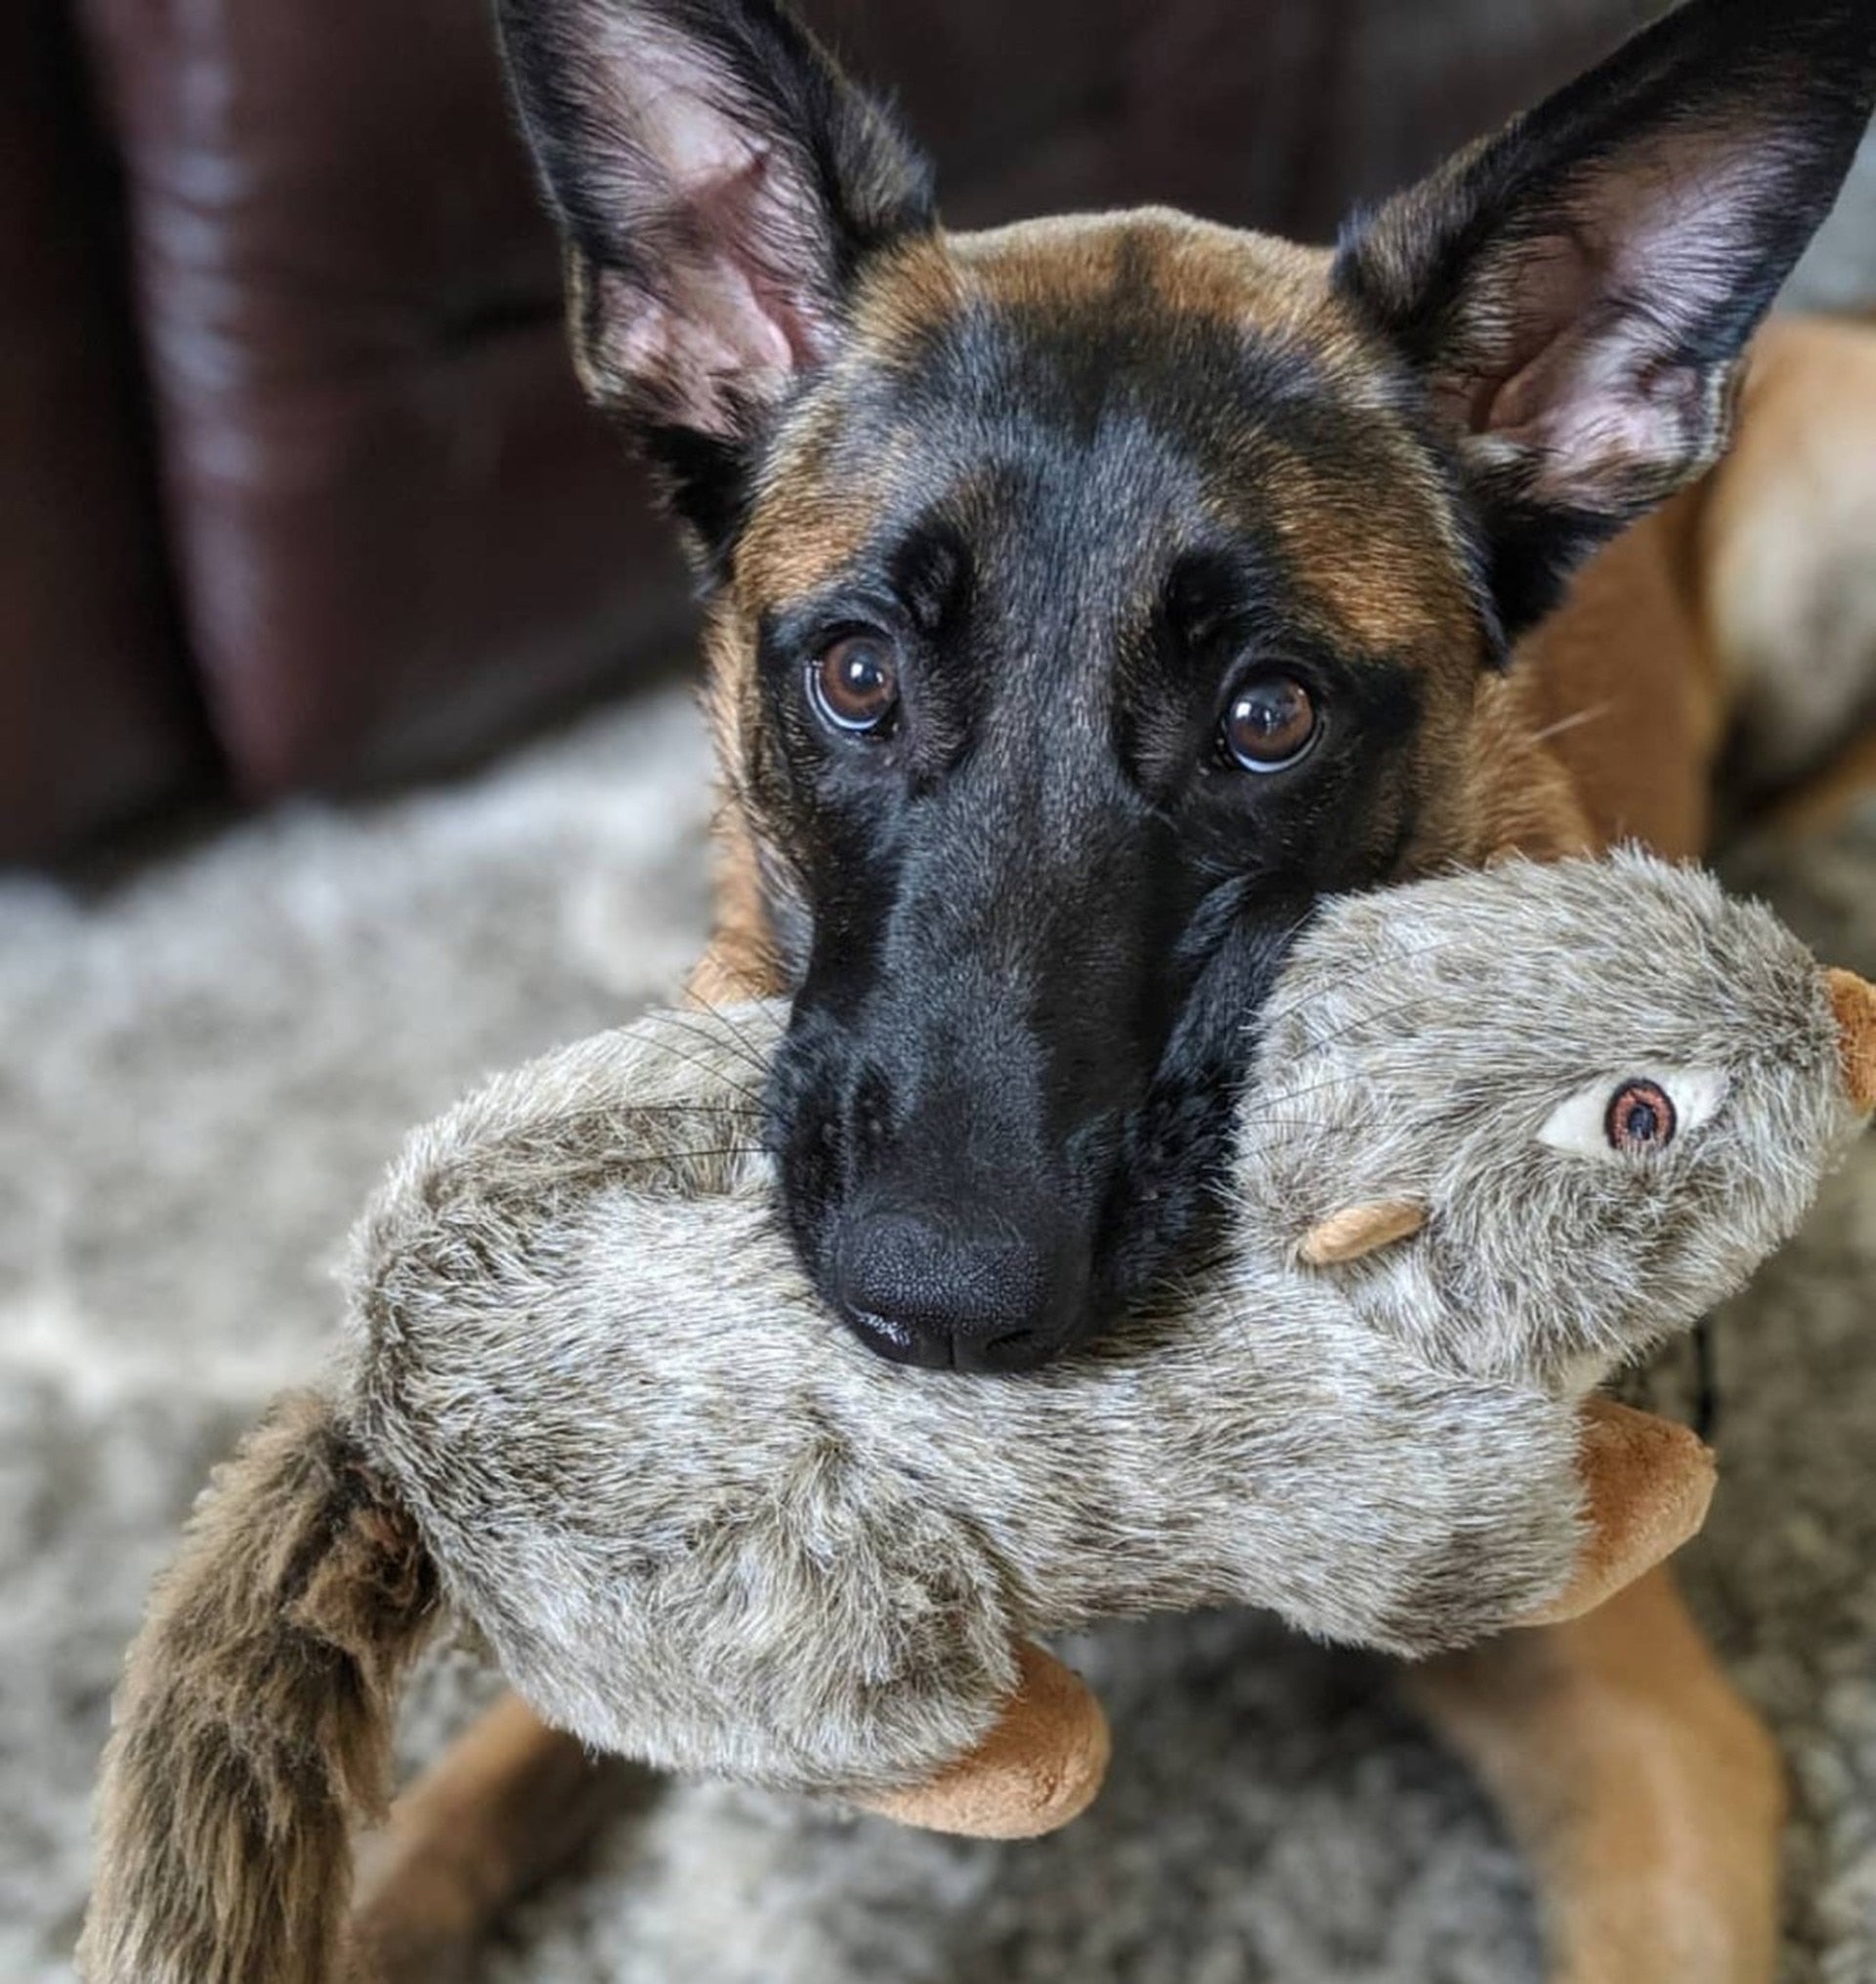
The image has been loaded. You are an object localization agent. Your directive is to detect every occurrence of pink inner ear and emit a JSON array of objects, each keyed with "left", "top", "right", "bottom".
[
  {"left": 581, "top": 19, "right": 839, "bottom": 432},
  {"left": 1459, "top": 130, "right": 1768, "bottom": 505},
  {"left": 1483, "top": 322, "right": 1707, "bottom": 504},
  {"left": 612, "top": 245, "right": 797, "bottom": 435}
]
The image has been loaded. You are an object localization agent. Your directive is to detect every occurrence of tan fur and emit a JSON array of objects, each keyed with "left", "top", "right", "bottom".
[
  {"left": 1509, "top": 489, "right": 1725, "bottom": 862},
  {"left": 351, "top": 1699, "right": 661, "bottom": 1984},
  {"left": 1410, "top": 1568, "right": 1787, "bottom": 1984},
  {"left": 1463, "top": 676, "right": 1600, "bottom": 859},
  {"left": 843, "top": 213, "right": 1350, "bottom": 379},
  {"left": 1827, "top": 967, "right": 1876, "bottom": 1111},
  {"left": 733, "top": 420, "right": 891, "bottom": 604},
  {"left": 844, "top": 233, "right": 969, "bottom": 356},
  {"left": 950, "top": 210, "right": 1332, "bottom": 334},
  {"left": 1703, "top": 317, "right": 1876, "bottom": 792},
  {"left": 79, "top": 1394, "right": 437, "bottom": 1984},
  {"left": 1249, "top": 436, "right": 1480, "bottom": 655},
  {"left": 1766, "top": 725, "right": 1876, "bottom": 835},
  {"left": 1497, "top": 317, "right": 1876, "bottom": 863}
]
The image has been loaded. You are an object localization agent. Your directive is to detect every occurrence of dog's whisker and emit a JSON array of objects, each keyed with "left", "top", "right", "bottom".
[
  {"left": 650, "top": 1004, "right": 771, "bottom": 1066},
  {"left": 1234, "top": 1064, "right": 1376, "bottom": 1122},
  {"left": 1226, "top": 1121, "right": 1393, "bottom": 1167},
  {"left": 1526, "top": 700, "right": 1615, "bottom": 746},
  {"left": 642, "top": 1005, "right": 777, "bottom": 1073},
  {"left": 1249, "top": 928, "right": 1481, "bottom": 1044},
  {"left": 623, "top": 1143, "right": 763, "bottom": 1167},
  {"left": 647, "top": 1007, "right": 777, "bottom": 1088},
  {"left": 608, "top": 1100, "right": 763, "bottom": 1120},
  {"left": 1272, "top": 987, "right": 1459, "bottom": 1074},
  {"left": 686, "top": 996, "right": 778, "bottom": 1078},
  {"left": 1231, "top": 1113, "right": 1386, "bottom": 1137},
  {"left": 620, "top": 1029, "right": 772, "bottom": 1113},
  {"left": 670, "top": 999, "right": 778, "bottom": 1081}
]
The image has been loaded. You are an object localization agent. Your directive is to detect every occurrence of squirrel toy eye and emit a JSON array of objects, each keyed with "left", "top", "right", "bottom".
[
  {"left": 1605, "top": 1079, "right": 1677, "bottom": 1154},
  {"left": 1539, "top": 1067, "right": 1724, "bottom": 1160}
]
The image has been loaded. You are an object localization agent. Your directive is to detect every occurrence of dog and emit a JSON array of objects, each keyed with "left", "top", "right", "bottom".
[{"left": 327, "top": 1, "right": 1876, "bottom": 1978}]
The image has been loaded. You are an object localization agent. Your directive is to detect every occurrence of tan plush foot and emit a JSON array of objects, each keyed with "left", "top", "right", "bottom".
[
  {"left": 1522, "top": 1398, "right": 1716, "bottom": 1628},
  {"left": 853, "top": 1641, "right": 1111, "bottom": 1839}
]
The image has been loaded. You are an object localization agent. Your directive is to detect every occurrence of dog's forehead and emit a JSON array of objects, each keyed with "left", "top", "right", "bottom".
[{"left": 735, "top": 210, "right": 1481, "bottom": 659}]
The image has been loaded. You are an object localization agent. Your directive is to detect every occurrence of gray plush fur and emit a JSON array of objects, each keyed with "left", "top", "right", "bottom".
[
  {"left": 1240, "top": 849, "right": 1861, "bottom": 1390},
  {"left": 336, "top": 852, "right": 1865, "bottom": 1799}
]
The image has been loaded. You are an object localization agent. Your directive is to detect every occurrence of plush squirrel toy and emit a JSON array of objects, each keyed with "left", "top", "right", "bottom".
[{"left": 82, "top": 853, "right": 1876, "bottom": 1984}]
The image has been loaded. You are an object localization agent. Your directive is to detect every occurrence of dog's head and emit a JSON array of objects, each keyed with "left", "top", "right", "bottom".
[{"left": 500, "top": 0, "right": 1875, "bottom": 1370}]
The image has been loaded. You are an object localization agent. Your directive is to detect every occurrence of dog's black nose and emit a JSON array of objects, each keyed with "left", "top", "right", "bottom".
[{"left": 832, "top": 1208, "right": 1075, "bottom": 1372}]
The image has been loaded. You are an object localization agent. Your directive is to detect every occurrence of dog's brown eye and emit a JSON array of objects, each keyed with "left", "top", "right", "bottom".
[
  {"left": 1605, "top": 1079, "right": 1677, "bottom": 1154},
  {"left": 809, "top": 634, "right": 899, "bottom": 736},
  {"left": 1222, "top": 675, "right": 1317, "bottom": 772}
]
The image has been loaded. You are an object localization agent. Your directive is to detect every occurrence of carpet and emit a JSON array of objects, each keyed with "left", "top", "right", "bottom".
[{"left": 6, "top": 679, "right": 1876, "bottom": 1984}]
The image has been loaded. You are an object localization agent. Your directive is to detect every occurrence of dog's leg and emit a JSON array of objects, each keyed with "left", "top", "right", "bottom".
[
  {"left": 347, "top": 1696, "right": 660, "bottom": 1983},
  {"left": 1407, "top": 1567, "right": 1784, "bottom": 1984}
]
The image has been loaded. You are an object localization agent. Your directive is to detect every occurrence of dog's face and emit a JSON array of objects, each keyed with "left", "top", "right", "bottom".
[
  {"left": 727, "top": 219, "right": 1490, "bottom": 1367},
  {"left": 500, "top": 0, "right": 1875, "bottom": 1369}
]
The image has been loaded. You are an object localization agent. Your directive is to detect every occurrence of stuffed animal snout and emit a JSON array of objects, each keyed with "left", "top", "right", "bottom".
[{"left": 1827, "top": 968, "right": 1876, "bottom": 1112}]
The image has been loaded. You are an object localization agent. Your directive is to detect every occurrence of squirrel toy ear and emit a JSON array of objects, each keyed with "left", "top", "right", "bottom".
[
  {"left": 1298, "top": 1199, "right": 1428, "bottom": 1268},
  {"left": 1826, "top": 968, "right": 1876, "bottom": 1114}
]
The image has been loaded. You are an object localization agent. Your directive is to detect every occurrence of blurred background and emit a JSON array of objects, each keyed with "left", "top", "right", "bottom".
[{"left": 6, "top": 4, "right": 1876, "bottom": 1982}]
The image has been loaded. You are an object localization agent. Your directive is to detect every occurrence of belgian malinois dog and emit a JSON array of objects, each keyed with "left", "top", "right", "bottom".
[{"left": 88, "top": 0, "right": 1876, "bottom": 1979}]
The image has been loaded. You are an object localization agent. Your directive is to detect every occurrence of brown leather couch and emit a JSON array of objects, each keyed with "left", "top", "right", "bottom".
[{"left": 3, "top": 0, "right": 1653, "bottom": 861}]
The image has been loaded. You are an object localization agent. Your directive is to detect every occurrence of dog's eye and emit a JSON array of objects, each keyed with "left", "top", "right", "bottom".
[
  {"left": 1605, "top": 1078, "right": 1676, "bottom": 1154},
  {"left": 1221, "top": 675, "right": 1317, "bottom": 773},
  {"left": 808, "top": 634, "right": 899, "bottom": 736}
]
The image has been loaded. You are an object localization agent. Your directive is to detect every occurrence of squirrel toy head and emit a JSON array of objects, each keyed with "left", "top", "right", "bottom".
[{"left": 1249, "top": 849, "right": 1874, "bottom": 1390}]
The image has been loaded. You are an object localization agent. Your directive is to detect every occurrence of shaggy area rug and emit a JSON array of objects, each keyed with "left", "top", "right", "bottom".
[{"left": 5, "top": 679, "right": 1876, "bottom": 1984}]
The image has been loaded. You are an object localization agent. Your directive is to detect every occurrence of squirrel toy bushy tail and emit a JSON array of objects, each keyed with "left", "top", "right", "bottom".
[{"left": 77, "top": 1392, "right": 437, "bottom": 1984}]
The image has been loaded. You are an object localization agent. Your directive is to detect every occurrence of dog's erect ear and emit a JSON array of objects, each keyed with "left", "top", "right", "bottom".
[
  {"left": 1335, "top": 0, "right": 1876, "bottom": 638},
  {"left": 496, "top": 0, "right": 935, "bottom": 548}
]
